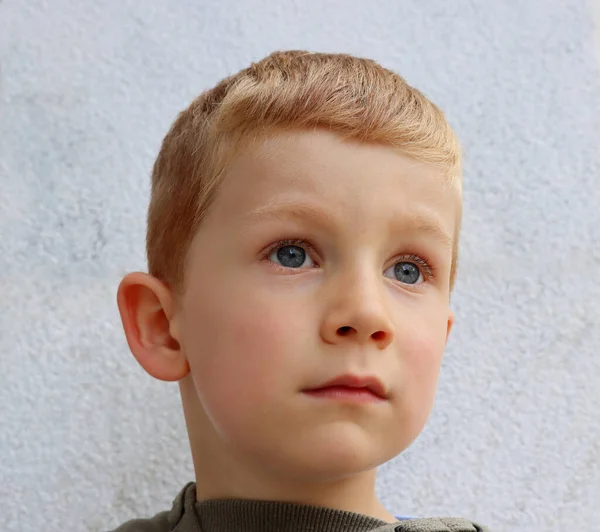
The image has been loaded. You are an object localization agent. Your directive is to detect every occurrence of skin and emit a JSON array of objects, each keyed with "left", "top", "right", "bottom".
[{"left": 117, "top": 129, "right": 459, "bottom": 523}]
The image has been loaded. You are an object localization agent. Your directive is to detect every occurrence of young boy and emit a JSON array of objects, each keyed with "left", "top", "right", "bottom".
[{"left": 113, "top": 51, "right": 490, "bottom": 532}]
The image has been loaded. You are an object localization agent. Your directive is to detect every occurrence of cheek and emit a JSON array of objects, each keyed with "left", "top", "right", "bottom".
[
  {"left": 399, "top": 299, "right": 448, "bottom": 372},
  {"left": 398, "top": 311, "right": 448, "bottom": 418},
  {"left": 405, "top": 328, "right": 445, "bottom": 381},
  {"left": 180, "top": 279, "right": 308, "bottom": 429}
]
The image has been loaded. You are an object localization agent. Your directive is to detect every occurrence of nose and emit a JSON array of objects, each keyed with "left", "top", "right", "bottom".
[{"left": 319, "top": 273, "right": 395, "bottom": 350}]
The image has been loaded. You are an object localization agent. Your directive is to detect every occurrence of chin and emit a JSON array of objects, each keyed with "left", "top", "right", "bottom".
[{"left": 267, "top": 425, "right": 400, "bottom": 482}]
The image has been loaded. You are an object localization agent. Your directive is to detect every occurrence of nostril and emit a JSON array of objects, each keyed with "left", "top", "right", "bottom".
[
  {"left": 337, "top": 326, "right": 353, "bottom": 336},
  {"left": 371, "top": 330, "right": 386, "bottom": 342}
]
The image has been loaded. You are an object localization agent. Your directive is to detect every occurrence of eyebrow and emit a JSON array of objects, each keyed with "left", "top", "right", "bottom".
[
  {"left": 244, "top": 201, "right": 338, "bottom": 229},
  {"left": 244, "top": 201, "right": 453, "bottom": 248},
  {"left": 398, "top": 213, "right": 454, "bottom": 249}
]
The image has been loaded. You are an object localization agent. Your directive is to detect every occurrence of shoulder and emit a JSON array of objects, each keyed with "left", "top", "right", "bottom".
[
  {"left": 391, "top": 517, "right": 491, "bottom": 531},
  {"left": 109, "top": 511, "right": 171, "bottom": 532},
  {"left": 106, "top": 483, "right": 196, "bottom": 532}
]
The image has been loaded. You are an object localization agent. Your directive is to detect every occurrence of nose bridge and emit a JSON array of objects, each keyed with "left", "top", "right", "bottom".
[
  {"left": 321, "top": 258, "right": 395, "bottom": 347},
  {"left": 339, "top": 263, "right": 383, "bottom": 311}
]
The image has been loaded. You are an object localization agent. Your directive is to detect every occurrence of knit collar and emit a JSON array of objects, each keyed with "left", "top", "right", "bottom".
[
  {"left": 171, "top": 483, "right": 398, "bottom": 532},
  {"left": 195, "top": 498, "right": 395, "bottom": 532}
]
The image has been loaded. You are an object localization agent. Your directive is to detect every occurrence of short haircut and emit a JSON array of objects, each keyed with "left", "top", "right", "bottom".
[{"left": 147, "top": 50, "right": 462, "bottom": 290}]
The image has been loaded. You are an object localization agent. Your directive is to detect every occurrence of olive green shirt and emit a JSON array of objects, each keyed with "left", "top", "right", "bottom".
[{"left": 110, "top": 483, "right": 489, "bottom": 532}]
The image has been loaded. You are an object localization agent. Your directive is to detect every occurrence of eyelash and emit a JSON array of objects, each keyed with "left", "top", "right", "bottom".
[
  {"left": 262, "top": 239, "right": 436, "bottom": 282},
  {"left": 263, "top": 239, "right": 319, "bottom": 265},
  {"left": 399, "top": 253, "right": 434, "bottom": 279}
]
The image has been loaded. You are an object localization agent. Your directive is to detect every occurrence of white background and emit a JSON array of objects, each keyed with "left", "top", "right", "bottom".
[{"left": 1, "top": 1, "right": 599, "bottom": 531}]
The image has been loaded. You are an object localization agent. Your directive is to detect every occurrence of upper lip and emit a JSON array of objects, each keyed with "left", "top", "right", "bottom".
[{"left": 307, "top": 374, "right": 388, "bottom": 399}]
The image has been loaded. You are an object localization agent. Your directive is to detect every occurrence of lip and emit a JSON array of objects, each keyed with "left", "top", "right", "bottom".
[{"left": 303, "top": 374, "right": 388, "bottom": 401}]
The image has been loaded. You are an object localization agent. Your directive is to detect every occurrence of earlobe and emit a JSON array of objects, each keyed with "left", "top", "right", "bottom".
[
  {"left": 116, "top": 272, "right": 190, "bottom": 382},
  {"left": 446, "top": 311, "right": 455, "bottom": 343}
]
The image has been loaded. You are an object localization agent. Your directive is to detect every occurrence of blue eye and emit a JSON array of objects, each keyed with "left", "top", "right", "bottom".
[
  {"left": 384, "top": 261, "right": 423, "bottom": 285},
  {"left": 269, "top": 244, "right": 314, "bottom": 269},
  {"left": 395, "top": 262, "right": 421, "bottom": 284}
]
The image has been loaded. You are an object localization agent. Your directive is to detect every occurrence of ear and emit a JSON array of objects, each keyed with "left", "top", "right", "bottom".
[
  {"left": 445, "top": 310, "right": 455, "bottom": 344},
  {"left": 116, "top": 272, "right": 189, "bottom": 381}
]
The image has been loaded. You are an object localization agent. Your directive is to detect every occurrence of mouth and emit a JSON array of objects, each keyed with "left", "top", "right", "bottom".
[{"left": 303, "top": 374, "right": 388, "bottom": 403}]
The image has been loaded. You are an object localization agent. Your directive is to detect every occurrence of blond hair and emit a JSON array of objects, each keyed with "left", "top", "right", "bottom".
[{"left": 147, "top": 50, "right": 462, "bottom": 290}]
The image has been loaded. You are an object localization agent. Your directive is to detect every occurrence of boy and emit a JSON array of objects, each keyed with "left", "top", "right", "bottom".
[{"left": 113, "top": 51, "right": 490, "bottom": 532}]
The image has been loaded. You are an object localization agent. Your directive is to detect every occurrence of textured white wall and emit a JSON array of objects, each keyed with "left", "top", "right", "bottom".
[{"left": 1, "top": 1, "right": 599, "bottom": 531}]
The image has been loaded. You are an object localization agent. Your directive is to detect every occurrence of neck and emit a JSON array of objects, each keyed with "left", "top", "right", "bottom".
[
  {"left": 195, "top": 458, "right": 392, "bottom": 520},
  {"left": 180, "top": 378, "right": 397, "bottom": 523}
]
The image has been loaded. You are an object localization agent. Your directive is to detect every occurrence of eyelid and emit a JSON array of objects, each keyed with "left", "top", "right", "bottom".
[
  {"left": 397, "top": 254, "right": 434, "bottom": 277},
  {"left": 262, "top": 238, "right": 321, "bottom": 267},
  {"left": 391, "top": 253, "right": 436, "bottom": 281}
]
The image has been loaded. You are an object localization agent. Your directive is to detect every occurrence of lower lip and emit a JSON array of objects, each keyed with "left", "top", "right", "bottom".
[{"left": 303, "top": 385, "right": 384, "bottom": 403}]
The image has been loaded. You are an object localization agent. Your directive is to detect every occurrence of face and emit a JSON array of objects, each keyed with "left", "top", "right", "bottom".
[{"left": 176, "top": 129, "right": 458, "bottom": 483}]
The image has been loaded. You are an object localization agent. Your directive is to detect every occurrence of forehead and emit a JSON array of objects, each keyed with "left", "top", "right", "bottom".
[{"left": 208, "top": 129, "right": 459, "bottom": 235}]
